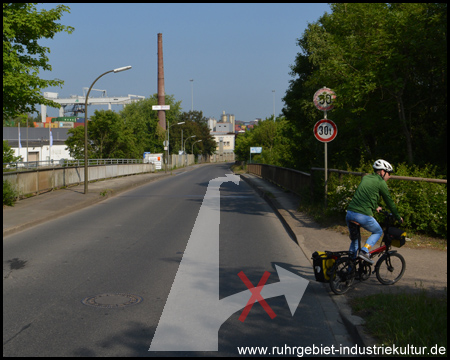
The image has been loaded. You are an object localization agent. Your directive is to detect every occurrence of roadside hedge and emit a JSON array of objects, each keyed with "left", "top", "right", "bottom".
[{"left": 326, "top": 162, "right": 447, "bottom": 238}]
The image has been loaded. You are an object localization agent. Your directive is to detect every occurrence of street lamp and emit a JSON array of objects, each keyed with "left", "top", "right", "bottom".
[
  {"left": 190, "top": 79, "right": 194, "bottom": 112},
  {"left": 184, "top": 135, "right": 196, "bottom": 154},
  {"left": 167, "top": 120, "right": 185, "bottom": 172},
  {"left": 192, "top": 139, "right": 202, "bottom": 154},
  {"left": 84, "top": 66, "right": 132, "bottom": 194}
]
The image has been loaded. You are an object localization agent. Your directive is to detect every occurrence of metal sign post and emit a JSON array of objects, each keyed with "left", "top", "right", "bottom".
[
  {"left": 324, "top": 113, "right": 327, "bottom": 209},
  {"left": 313, "top": 87, "right": 337, "bottom": 208}
]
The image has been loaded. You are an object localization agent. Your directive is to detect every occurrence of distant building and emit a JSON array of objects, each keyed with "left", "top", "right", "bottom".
[
  {"left": 210, "top": 110, "right": 236, "bottom": 155},
  {"left": 216, "top": 122, "right": 233, "bottom": 133},
  {"left": 3, "top": 127, "right": 73, "bottom": 162},
  {"left": 206, "top": 117, "right": 217, "bottom": 132}
]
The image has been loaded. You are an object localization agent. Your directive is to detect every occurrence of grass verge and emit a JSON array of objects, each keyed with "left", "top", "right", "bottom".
[
  {"left": 230, "top": 163, "right": 246, "bottom": 175},
  {"left": 349, "top": 290, "right": 447, "bottom": 356}
]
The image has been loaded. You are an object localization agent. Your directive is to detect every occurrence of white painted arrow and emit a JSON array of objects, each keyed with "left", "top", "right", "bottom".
[
  {"left": 217, "top": 264, "right": 308, "bottom": 326},
  {"left": 149, "top": 174, "right": 308, "bottom": 352}
]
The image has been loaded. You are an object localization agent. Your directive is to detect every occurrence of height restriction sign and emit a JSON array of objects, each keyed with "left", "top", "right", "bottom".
[{"left": 314, "top": 119, "right": 337, "bottom": 142}]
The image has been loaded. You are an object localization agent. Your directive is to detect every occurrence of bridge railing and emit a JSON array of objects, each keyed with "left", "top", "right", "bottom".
[
  {"left": 246, "top": 163, "right": 447, "bottom": 202},
  {"left": 247, "top": 163, "right": 311, "bottom": 196},
  {"left": 3, "top": 158, "right": 144, "bottom": 171},
  {"left": 3, "top": 159, "right": 155, "bottom": 198}
]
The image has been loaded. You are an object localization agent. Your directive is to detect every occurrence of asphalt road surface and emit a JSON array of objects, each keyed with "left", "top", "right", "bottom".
[{"left": 3, "top": 163, "right": 352, "bottom": 356}]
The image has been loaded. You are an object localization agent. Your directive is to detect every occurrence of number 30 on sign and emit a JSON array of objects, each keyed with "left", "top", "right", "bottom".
[
  {"left": 314, "top": 119, "right": 337, "bottom": 143},
  {"left": 313, "top": 87, "right": 336, "bottom": 111}
]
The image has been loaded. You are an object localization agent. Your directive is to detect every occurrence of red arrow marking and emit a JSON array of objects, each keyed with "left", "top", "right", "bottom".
[{"left": 238, "top": 271, "right": 276, "bottom": 322}]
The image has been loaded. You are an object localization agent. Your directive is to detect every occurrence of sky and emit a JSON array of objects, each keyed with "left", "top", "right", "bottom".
[{"left": 37, "top": 3, "right": 331, "bottom": 123}]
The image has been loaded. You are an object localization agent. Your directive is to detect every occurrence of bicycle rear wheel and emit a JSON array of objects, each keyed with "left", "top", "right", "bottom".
[
  {"left": 375, "top": 252, "right": 406, "bottom": 285},
  {"left": 329, "top": 257, "right": 355, "bottom": 295}
]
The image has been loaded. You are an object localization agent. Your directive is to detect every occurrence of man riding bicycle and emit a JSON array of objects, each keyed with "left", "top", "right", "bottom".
[{"left": 346, "top": 159, "right": 403, "bottom": 264}]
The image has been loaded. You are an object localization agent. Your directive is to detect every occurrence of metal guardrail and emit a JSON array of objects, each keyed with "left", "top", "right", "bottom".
[
  {"left": 246, "top": 163, "right": 447, "bottom": 201},
  {"left": 247, "top": 163, "right": 311, "bottom": 196},
  {"left": 3, "top": 160, "right": 155, "bottom": 198},
  {"left": 3, "top": 158, "right": 144, "bottom": 171},
  {"left": 310, "top": 167, "right": 447, "bottom": 184},
  {"left": 4, "top": 154, "right": 236, "bottom": 172},
  {"left": 4, "top": 154, "right": 236, "bottom": 199}
]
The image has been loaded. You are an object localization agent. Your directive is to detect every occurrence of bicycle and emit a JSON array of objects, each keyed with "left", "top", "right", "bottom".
[{"left": 328, "top": 211, "right": 406, "bottom": 295}]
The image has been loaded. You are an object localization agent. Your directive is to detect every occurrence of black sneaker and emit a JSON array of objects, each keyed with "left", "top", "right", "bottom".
[{"left": 358, "top": 252, "right": 374, "bottom": 264}]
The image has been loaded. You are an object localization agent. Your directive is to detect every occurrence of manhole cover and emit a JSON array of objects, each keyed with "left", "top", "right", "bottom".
[{"left": 81, "top": 293, "right": 143, "bottom": 308}]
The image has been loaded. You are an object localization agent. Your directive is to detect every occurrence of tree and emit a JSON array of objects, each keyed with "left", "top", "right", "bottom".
[
  {"left": 235, "top": 117, "right": 292, "bottom": 166},
  {"left": 3, "top": 140, "right": 21, "bottom": 164},
  {"left": 283, "top": 3, "right": 447, "bottom": 172},
  {"left": 3, "top": 114, "right": 36, "bottom": 127},
  {"left": 3, "top": 3, "right": 74, "bottom": 119},
  {"left": 171, "top": 111, "right": 217, "bottom": 155},
  {"left": 89, "top": 110, "right": 138, "bottom": 159},
  {"left": 65, "top": 94, "right": 217, "bottom": 160},
  {"left": 65, "top": 110, "right": 138, "bottom": 159},
  {"left": 64, "top": 126, "right": 85, "bottom": 160},
  {"left": 120, "top": 94, "right": 181, "bottom": 155}
]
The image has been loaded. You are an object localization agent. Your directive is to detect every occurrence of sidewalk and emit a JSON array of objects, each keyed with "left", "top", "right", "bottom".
[{"left": 3, "top": 167, "right": 447, "bottom": 347}]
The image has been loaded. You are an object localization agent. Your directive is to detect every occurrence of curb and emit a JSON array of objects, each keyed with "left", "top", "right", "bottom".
[
  {"left": 239, "top": 173, "right": 377, "bottom": 348},
  {"left": 239, "top": 175, "right": 299, "bottom": 244}
]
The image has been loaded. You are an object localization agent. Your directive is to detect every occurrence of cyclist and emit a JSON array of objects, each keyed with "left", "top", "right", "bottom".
[{"left": 346, "top": 159, "right": 403, "bottom": 264}]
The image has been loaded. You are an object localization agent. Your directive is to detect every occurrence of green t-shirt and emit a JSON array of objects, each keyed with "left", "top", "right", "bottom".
[{"left": 347, "top": 173, "right": 401, "bottom": 220}]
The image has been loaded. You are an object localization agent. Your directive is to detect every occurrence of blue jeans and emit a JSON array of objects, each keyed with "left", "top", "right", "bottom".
[{"left": 346, "top": 210, "right": 383, "bottom": 256}]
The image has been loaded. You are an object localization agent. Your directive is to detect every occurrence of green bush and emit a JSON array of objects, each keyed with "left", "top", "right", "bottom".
[
  {"left": 327, "top": 161, "right": 447, "bottom": 238},
  {"left": 3, "top": 180, "right": 18, "bottom": 206},
  {"left": 387, "top": 163, "right": 447, "bottom": 238}
]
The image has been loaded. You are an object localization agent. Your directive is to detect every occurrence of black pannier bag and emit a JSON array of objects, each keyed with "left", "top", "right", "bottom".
[
  {"left": 312, "top": 251, "right": 336, "bottom": 282},
  {"left": 386, "top": 227, "right": 407, "bottom": 247}
]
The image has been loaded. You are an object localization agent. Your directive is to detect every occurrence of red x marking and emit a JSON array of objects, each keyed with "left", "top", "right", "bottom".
[{"left": 238, "top": 271, "right": 276, "bottom": 322}]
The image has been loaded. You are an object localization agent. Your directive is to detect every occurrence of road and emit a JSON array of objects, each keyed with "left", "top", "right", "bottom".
[{"left": 3, "top": 163, "right": 353, "bottom": 356}]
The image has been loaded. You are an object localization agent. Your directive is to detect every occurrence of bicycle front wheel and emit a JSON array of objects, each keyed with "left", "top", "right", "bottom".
[
  {"left": 329, "top": 257, "right": 355, "bottom": 295},
  {"left": 375, "top": 252, "right": 406, "bottom": 285}
]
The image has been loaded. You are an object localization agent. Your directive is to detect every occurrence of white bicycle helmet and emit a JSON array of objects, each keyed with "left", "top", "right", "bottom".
[{"left": 373, "top": 159, "right": 394, "bottom": 173}]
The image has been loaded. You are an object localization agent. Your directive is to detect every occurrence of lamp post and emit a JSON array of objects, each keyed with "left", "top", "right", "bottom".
[
  {"left": 192, "top": 139, "right": 202, "bottom": 154},
  {"left": 167, "top": 120, "right": 185, "bottom": 172},
  {"left": 84, "top": 66, "right": 131, "bottom": 194},
  {"left": 190, "top": 79, "right": 194, "bottom": 112},
  {"left": 184, "top": 135, "right": 196, "bottom": 154}
]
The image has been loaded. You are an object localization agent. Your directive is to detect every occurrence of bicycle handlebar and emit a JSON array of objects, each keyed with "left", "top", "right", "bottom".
[{"left": 379, "top": 210, "right": 403, "bottom": 225}]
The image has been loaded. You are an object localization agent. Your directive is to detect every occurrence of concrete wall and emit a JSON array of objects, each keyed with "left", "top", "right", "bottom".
[
  {"left": 169, "top": 154, "right": 195, "bottom": 169},
  {"left": 4, "top": 153, "right": 236, "bottom": 197},
  {"left": 3, "top": 163, "right": 155, "bottom": 197}
]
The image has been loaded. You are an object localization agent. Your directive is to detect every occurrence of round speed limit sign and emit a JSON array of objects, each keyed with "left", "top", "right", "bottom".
[
  {"left": 313, "top": 87, "right": 336, "bottom": 111},
  {"left": 314, "top": 119, "right": 337, "bottom": 142}
]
